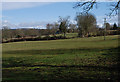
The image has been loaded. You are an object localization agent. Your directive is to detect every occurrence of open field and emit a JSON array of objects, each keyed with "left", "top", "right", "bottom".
[{"left": 2, "top": 35, "right": 120, "bottom": 81}]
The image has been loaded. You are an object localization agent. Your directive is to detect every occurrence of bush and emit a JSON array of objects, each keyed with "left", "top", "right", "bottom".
[
  {"left": 88, "top": 35, "right": 92, "bottom": 37},
  {"left": 15, "top": 35, "right": 21, "bottom": 38},
  {"left": 43, "top": 35, "right": 51, "bottom": 40},
  {"left": 36, "top": 36, "right": 42, "bottom": 40},
  {"left": 96, "top": 31, "right": 104, "bottom": 36}
]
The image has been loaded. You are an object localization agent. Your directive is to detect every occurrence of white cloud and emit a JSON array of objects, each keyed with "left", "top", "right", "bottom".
[
  {"left": 3, "top": 20, "right": 8, "bottom": 23},
  {"left": 1, "top": 20, "right": 17, "bottom": 28},
  {"left": 1, "top": 20, "right": 51, "bottom": 29},
  {"left": 17, "top": 26, "right": 45, "bottom": 29},
  {"left": 70, "top": 20, "right": 77, "bottom": 24},
  {"left": 18, "top": 21, "right": 49, "bottom": 27},
  {"left": 96, "top": 15, "right": 118, "bottom": 27},
  {"left": 2, "top": 2, "right": 51, "bottom": 10}
]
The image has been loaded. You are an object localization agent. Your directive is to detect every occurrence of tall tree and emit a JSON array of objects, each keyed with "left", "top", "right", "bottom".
[
  {"left": 113, "top": 23, "right": 118, "bottom": 30},
  {"left": 76, "top": 13, "right": 96, "bottom": 37},
  {"left": 58, "top": 16, "right": 70, "bottom": 38},
  {"left": 46, "top": 23, "right": 52, "bottom": 35},
  {"left": 51, "top": 23, "right": 59, "bottom": 35},
  {"left": 106, "top": 23, "right": 111, "bottom": 30},
  {"left": 2, "top": 26, "right": 12, "bottom": 40}
]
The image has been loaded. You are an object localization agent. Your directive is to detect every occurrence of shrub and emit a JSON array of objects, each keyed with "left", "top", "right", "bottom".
[{"left": 15, "top": 35, "right": 21, "bottom": 38}]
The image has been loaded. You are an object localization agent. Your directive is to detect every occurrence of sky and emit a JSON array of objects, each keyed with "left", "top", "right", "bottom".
[{"left": 1, "top": 2, "right": 118, "bottom": 29}]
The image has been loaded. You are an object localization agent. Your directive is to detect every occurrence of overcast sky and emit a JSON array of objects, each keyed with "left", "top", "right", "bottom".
[{"left": 1, "top": 2, "right": 118, "bottom": 29}]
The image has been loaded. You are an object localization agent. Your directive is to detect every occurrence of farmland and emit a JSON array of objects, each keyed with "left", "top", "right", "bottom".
[{"left": 2, "top": 35, "right": 120, "bottom": 81}]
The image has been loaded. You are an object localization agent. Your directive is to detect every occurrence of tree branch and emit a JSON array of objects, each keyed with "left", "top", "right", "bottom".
[
  {"left": 74, "top": 0, "right": 120, "bottom": 16},
  {"left": 107, "top": 0, "right": 120, "bottom": 17},
  {"left": 73, "top": 0, "right": 97, "bottom": 13}
]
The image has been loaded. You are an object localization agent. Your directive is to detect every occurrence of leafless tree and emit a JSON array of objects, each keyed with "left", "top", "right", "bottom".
[
  {"left": 74, "top": 0, "right": 120, "bottom": 16},
  {"left": 59, "top": 16, "right": 70, "bottom": 37},
  {"left": 69, "top": 24, "right": 77, "bottom": 33},
  {"left": 2, "top": 26, "right": 12, "bottom": 40},
  {"left": 50, "top": 23, "right": 59, "bottom": 35},
  {"left": 46, "top": 23, "right": 52, "bottom": 35},
  {"left": 106, "top": 22, "right": 111, "bottom": 30},
  {"left": 76, "top": 13, "right": 96, "bottom": 37}
]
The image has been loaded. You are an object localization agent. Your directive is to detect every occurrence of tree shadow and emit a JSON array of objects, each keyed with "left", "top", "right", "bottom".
[
  {"left": 3, "top": 48, "right": 103, "bottom": 55},
  {"left": 102, "top": 46, "right": 120, "bottom": 81},
  {"left": 2, "top": 47, "right": 120, "bottom": 81}
]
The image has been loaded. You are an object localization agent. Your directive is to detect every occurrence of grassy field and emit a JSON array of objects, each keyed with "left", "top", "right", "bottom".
[{"left": 2, "top": 35, "right": 120, "bottom": 81}]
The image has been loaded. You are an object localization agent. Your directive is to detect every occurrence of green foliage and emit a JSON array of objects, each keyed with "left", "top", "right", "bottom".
[
  {"left": 15, "top": 35, "right": 21, "bottom": 38},
  {"left": 113, "top": 23, "right": 118, "bottom": 30}
]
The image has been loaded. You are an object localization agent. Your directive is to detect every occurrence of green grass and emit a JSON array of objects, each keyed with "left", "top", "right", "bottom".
[{"left": 2, "top": 35, "right": 120, "bottom": 81}]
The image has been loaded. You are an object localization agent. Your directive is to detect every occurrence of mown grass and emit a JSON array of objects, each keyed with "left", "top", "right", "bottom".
[{"left": 2, "top": 35, "right": 120, "bottom": 81}]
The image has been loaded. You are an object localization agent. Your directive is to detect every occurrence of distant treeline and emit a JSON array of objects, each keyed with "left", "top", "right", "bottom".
[
  {"left": 1, "top": 28, "right": 119, "bottom": 43},
  {"left": 1, "top": 14, "right": 120, "bottom": 43},
  {"left": 2, "top": 28, "right": 78, "bottom": 39}
]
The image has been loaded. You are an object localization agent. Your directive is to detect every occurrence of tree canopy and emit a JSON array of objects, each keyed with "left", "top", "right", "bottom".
[
  {"left": 59, "top": 16, "right": 70, "bottom": 37},
  {"left": 76, "top": 13, "right": 97, "bottom": 37}
]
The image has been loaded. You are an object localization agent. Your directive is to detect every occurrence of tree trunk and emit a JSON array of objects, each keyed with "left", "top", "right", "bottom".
[{"left": 64, "top": 32, "right": 66, "bottom": 38}]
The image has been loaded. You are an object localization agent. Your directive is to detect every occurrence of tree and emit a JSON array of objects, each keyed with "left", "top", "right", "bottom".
[
  {"left": 74, "top": 0, "right": 120, "bottom": 16},
  {"left": 106, "top": 23, "right": 111, "bottom": 30},
  {"left": 2, "top": 26, "right": 10, "bottom": 29},
  {"left": 51, "top": 23, "right": 59, "bottom": 35},
  {"left": 46, "top": 23, "right": 59, "bottom": 35},
  {"left": 46, "top": 23, "right": 51, "bottom": 35},
  {"left": 15, "top": 29, "right": 25, "bottom": 38},
  {"left": 69, "top": 24, "right": 77, "bottom": 33},
  {"left": 58, "top": 16, "right": 70, "bottom": 38},
  {"left": 0, "top": 29, "right": 1, "bottom": 43},
  {"left": 76, "top": 13, "right": 96, "bottom": 37},
  {"left": 2, "top": 26, "right": 12, "bottom": 40},
  {"left": 113, "top": 23, "right": 118, "bottom": 30}
]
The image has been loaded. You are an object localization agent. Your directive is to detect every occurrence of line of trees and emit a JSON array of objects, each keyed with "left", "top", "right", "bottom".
[
  {"left": 1, "top": 1, "right": 120, "bottom": 43},
  {"left": 2, "top": 13, "right": 119, "bottom": 42}
]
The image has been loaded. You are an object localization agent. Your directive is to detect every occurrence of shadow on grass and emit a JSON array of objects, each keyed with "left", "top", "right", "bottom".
[
  {"left": 3, "top": 47, "right": 119, "bottom": 67},
  {"left": 2, "top": 47, "right": 120, "bottom": 81},
  {"left": 3, "top": 48, "right": 110, "bottom": 55}
]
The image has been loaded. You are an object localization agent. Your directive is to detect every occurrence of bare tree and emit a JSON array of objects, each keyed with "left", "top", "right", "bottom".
[
  {"left": 59, "top": 16, "right": 70, "bottom": 37},
  {"left": 2, "top": 26, "right": 12, "bottom": 40},
  {"left": 106, "top": 22, "right": 111, "bottom": 30},
  {"left": 46, "top": 23, "right": 51, "bottom": 35},
  {"left": 74, "top": 0, "right": 97, "bottom": 13},
  {"left": 69, "top": 24, "right": 77, "bottom": 33},
  {"left": 51, "top": 23, "right": 59, "bottom": 35},
  {"left": 74, "top": 0, "right": 120, "bottom": 16},
  {"left": 76, "top": 13, "right": 96, "bottom": 37}
]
